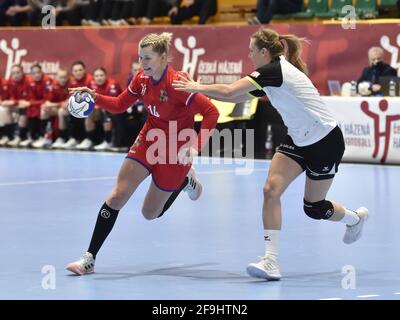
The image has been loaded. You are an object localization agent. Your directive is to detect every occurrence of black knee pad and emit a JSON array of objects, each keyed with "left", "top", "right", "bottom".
[{"left": 303, "top": 199, "right": 334, "bottom": 220}]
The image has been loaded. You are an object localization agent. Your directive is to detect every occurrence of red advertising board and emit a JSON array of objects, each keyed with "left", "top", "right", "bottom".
[{"left": 0, "top": 24, "right": 399, "bottom": 94}]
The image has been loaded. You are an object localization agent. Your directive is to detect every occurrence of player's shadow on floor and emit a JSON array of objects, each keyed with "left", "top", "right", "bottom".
[
  {"left": 249, "top": 269, "right": 382, "bottom": 287},
  {"left": 90, "top": 263, "right": 250, "bottom": 281}
]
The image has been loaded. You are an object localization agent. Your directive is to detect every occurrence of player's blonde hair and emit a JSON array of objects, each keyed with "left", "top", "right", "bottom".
[
  {"left": 251, "top": 28, "right": 308, "bottom": 74},
  {"left": 139, "top": 32, "right": 173, "bottom": 55}
]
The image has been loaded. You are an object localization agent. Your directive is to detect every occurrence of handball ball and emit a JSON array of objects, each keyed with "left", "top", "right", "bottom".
[{"left": 67, "top": 92, "right": 95, "bottom": 118}]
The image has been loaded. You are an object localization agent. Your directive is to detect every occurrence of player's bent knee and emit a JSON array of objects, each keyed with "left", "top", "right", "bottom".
[
  {"left": 263, "top": 181, "right": 282, "bottom": 200},
  {"left": 303, "top": 199, "right": 334, "bottom": 220}
]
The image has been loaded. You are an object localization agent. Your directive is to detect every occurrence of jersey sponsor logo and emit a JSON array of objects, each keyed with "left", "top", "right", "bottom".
[
  {"left": 141, "top": 83, "right": 147, "bottom": 96},
  {"left": 100, "top": 209, "right": 110, "bottom": 219},
  {"left": 109, "top": 84, "right": 117, "bottom": 95},
  {"left": 159, "top": 89, "right": 168, "bottom": 102},
  {"left": 250, "top": 71, "right": 260, "bottom": 78}
]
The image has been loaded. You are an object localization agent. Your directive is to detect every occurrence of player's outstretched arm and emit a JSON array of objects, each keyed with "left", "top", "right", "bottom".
[
  {"left": 68, "top": 87, "right": 137, "bottom": 114},
  {"left": 172, "top": 75, "right": 257, "bottom": 102}
]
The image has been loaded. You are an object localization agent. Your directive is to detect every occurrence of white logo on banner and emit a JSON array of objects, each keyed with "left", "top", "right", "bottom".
[
  {"left": 0, "top": 37, "right": 61, "bottom": 78},
  {"left": 0, "top": 38, "right": 28, "bottom": 79},
  {"left": 174, "top": 36, "right": 205, "bottom": 78},
  {"left": 380, "top": 34, "right": 400, "bottom": 76}
]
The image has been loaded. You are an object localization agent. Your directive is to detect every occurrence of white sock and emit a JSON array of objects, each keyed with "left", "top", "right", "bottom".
[
  {"left": 341, "top": 208, "right": 360, "bottom": 226},
  {"left": 264, "top": 229, "right": 280, "bottom": 259}
]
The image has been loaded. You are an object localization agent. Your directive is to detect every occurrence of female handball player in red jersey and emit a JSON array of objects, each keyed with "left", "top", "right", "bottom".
[{"left": 66, "top": 32, "right": 219, "bottom": 275}]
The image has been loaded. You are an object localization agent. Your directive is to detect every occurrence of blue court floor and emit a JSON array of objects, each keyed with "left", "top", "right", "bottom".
[{"left": 0, "top": 149, "right": 399, "bottom": 300}]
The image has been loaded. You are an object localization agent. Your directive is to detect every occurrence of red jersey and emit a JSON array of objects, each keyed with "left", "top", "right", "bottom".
[
  {"left": 8, "top": 75, "right": 31, "bottom": 103},
  {"left": 0, "top": 78, "right": 9, "bottom": 100},
  {"left": 70, "top": 73, "right": 93, "bottom": 88},
  {"left": 28, "top": 75, "right": 53, "bottom": 118},
  {"left": 46, "top": 79, "right": 70, "bottom": 103},
  {"left": 95, "top": 65, "right": 219, "bottom": 152}
]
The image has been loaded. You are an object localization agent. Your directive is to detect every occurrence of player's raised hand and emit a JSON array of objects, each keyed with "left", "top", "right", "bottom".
[
  {"left": 172, "top": 74, "right": 200, "bottom": 93},
  {"left": 68, "top": 87, "right": 96, "bottom": 99}
]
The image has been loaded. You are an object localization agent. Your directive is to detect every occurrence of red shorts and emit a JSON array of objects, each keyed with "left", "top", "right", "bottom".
[{"left": 126, "top": 133, "right": 191, "bottom": 192}]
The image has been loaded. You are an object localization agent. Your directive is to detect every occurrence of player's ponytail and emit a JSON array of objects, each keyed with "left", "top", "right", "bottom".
[
  {"left": 139, "top": 32, "right": 173, "bottom": 55},
  {"left": 278, "top": 34, "right": 308, "bottom": 75},
  {"left": 251, "top": 28, "right": 308, "bottom": 74}
]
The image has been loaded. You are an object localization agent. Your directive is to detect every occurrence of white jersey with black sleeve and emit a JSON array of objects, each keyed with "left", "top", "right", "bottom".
[{"left": 246, "top": 55, "right": 337, "bottom": 147}]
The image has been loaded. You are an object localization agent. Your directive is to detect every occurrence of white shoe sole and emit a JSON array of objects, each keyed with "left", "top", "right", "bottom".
[
  {"left": 343, "top": 207, "right": 369, "bottom": 245},
  {"left": 246, "top": 264, "right": 281, "bottom": 281},
  {"left": 66, "top": 263, "right": 94, "bottom": 276}
]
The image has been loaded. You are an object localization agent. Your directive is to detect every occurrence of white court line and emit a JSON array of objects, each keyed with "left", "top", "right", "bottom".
[
  {"left": 0, "top": 168, "right": 267, "bottom": 187},
  {"left": 0, "top": 176, "right": 116, "bottom": 186},
  {"left": 356, "top": 294, "right": 380, "bottom": 298},
  {"left": 320, "top": 292, "right": 400, "bottom": 300},
  {"left": 3, "top": 149, "right": 399, "bottom": 168}
]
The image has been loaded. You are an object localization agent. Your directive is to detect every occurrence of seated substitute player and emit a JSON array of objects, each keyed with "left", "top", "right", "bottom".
[
  {"left": 66, "top": 32, "right": 219, "bottom": 275},
  {"left": 173, "top": 28, "right": 368, "bottom": 281},
  {"left": 60, "top": 61, "right": 93, "bottom": 149},
  {"left": 0, "top": 77, "right": 11, "bottom": 146},
  {"left": 33, "top": 68, "right": 70, "bottom": 149},
  {"left": 3, "top": 64, "right": 31, "bottom": 148},
  {"left": 77, "top": 67, "right": 122, "bottom": 151}
]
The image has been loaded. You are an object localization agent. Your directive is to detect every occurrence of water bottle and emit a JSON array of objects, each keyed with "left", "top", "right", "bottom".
[
  {"left": 265, "top": 124, "right": 274, "bottom": 159},
  {"left": 350, "top": 81, "right": 357, "bottom": 97},
  {"left": 389, "top": 79, "right": 396, "bottom": 97}
]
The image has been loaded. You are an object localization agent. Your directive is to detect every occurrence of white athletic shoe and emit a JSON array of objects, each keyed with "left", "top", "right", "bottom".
[
  {"left": 66, "top": 252, "right": 95, "bottom": 276},
  {"left": 246, "top": 255, "right": 282, "bottom": 280},
  {"left": 343, "top": 207, "right": 369, "bottom": 244},
  {"left": 7, "top": 136, "right": 21, "bottom": 147},
  {"left": 32, "top": 137, "right": 51, "bottom": 149},
  {"left": 87, "top": 20, "right": 101, "bottom": 26},
  {"left": 75, "top": 138, "right": 93, "bottom": 150},
  {"left": 19, "top": 138, "right": 33, "bottom": 147},
  {"left": 32, "top": 137, "right": 44, "bottom": 148},
  {"left": 94, "top": 140, "right": 111, "bottom": 151},
  {"left": 60, "top": 137, "right": 78, "bottom": 149},
  {"left": 50, "top": 137, "right": 65, "bottom": 149},
  {"left": 184, "top": 167, "right": 202, "bottom": 200},
  {"left": 0, "top": 136, "right": 10, "bottom": 146}
]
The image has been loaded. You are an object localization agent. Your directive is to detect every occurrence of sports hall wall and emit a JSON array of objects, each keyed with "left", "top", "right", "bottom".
[{"left": 0, "top": 24, "right": 399, "bottom": 95}]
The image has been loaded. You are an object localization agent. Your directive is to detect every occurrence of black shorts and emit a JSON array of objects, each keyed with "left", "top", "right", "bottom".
[{"left": 276, "top": 126, "right": 345, "bottom": 181}]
